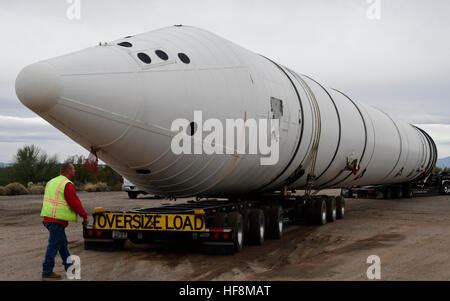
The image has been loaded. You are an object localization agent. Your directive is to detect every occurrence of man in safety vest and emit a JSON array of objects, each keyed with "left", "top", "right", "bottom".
[{"left": 41, "top": 162, "right": 88, "bottom": 280}]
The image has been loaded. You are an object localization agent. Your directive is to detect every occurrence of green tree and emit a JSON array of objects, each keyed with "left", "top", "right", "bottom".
[
  {"left": 2, "top": 145, "right": 123, "bottom": 188},
  {"left": 97, "top": 165, "right": 123, "bottom": 187},
  {"left": 12, "top": 145, "right": 59, "bottom": 185},
  {"left": 0, "top": 166, "right": 14, "bottom": 186}
]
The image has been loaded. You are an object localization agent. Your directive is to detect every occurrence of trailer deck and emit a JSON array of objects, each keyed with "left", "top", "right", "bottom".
[{"left": 83, "top": 194, "right": 345, "bottom": 254}]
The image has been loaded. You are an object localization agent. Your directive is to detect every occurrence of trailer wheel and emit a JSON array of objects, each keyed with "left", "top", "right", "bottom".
[
  {"left": 405, "top": 189, "right": 413, "bottom": 198},
  {"left": 443, "top": 183, "right": 450, "bottom": 195},
  {"left": 239, "top": 209, "right": 251, "bottom": 243},
  {"left": 394, "top": 188, "right": 403, "bottom": 199},
  {"left": 248, "top": 209, "right": 265, "bottom": 245},
  {"left": 313, "top": 198, "right": 327, "bottom": 225},
  {"left": 261, "top": 205, "right": 271, "bottom": 235},
  {"left": 336, "top": 196, "right": 345, "bottom": 219},
  {"left": 326, "top": 197, "right": 337, "bottom": 222},
  {"left": 376, "top": 190, "right": 384, "bottom": 199},
  {"left": 227, "top": 212, "right": 244, "bottom": 252},
  {"left": 127, "top": 191, "right": 138, "bottom": 199},
  {"left": 266, "top": 206, "right": 283, "bottom": 239}
]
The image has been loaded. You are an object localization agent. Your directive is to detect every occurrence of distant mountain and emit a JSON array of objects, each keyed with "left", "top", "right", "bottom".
[
  {"left": 437, "top": 157, "right": 450, "bottom": 168},
  {"left": 0, "top": 162, "right": 13, "bottom": 168}
]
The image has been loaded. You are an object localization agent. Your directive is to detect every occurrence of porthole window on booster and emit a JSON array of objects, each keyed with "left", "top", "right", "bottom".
[
  {"left": 178, "top": 53, "right": 190, "bottom": 64},
  {"left": 155, "top": 50, "right": 169, "bottom": 60},
  {"left": 137, "top": 52, "right": 151, "bottom": 64},
  {"left": 117, "top": 42, "right": 133, "bottom": 47}
]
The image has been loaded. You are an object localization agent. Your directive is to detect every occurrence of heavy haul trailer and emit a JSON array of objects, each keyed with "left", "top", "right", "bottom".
[
  {"left": 83, "top": 194, "right": 345, "bottom": 254},
  {"left": 15, "top": 25, "right": 439, "bottom": 253},
  {"left": 341, "top": 172, "right": 450, "bottom": 199}
]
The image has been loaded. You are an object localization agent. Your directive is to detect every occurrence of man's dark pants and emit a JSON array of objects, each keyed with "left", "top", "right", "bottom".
[{"left": 42, "top": 222, "right": 71, "bottom": 277}]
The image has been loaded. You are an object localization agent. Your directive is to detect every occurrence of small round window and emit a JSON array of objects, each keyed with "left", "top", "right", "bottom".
[
  {"left": 117, "top": 42, "right": 132, "bottom": 47},
  {"left": 155, "top": 50, "right": 169, "bottom": 61},
  {"left": 178, "top": 53, "right": 190, "bottom": 64},
  {"left": 137, "top": 53, "right": 151, "bottom": 64}
]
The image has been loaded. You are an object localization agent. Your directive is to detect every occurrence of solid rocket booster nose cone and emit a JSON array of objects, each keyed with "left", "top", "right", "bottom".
[{"left": 15, "top": 62, "right": 60, "bottom": 113}]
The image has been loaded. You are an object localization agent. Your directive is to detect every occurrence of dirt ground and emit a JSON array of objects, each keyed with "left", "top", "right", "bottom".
[{"left": 1, "top": 190, "right": 450, "bottom": 281}]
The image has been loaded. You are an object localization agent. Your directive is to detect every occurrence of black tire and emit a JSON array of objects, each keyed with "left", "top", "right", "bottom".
[
  {"left": 127, "top": 191, "right": 138, "bottom": 199},
  {"left": 239, "top": 209, "right": 251, "bottom": 243},
  {"left": 313, "top": 198, "right": 327, "bottom": 225},
  {"left": 305, "top": 200, "right": 316, "bottom": 225},
  {"left": 266, "top": 206, "right": 283, "bottom": 239},
  {"left": 405, "top": 189, "right": 413, "bottom": 198},
  {"left": 227, "top": 212, "right": 244, "bottom": 252},
  {"left": 383, "top": 188, "right": 392, "bottom": 199},
  {"left": 261, "top": 205, "right": 271, "bottom": 235},
  {"left": 248, "top": 209, "right": 265, "bottom": 245},
  {"left": 336, "top": 196, "right": 345, "bottom": 219},
  {"left": 442, "top": 182, "right": 450, "bottom": 195},
  {"left": 376, "top": 190, "right": 384, "bottom": 199},
  {"left": 326, "top": 197, "right": 337, "bottom": 222},
  {"left": 394, "top": 188, "right": 403, "bottom": 199}
]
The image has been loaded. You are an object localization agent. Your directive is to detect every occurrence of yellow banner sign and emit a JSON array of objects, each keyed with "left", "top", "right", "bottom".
[{"left": 93, "top": 213, "right": 206, "bottom": 232}]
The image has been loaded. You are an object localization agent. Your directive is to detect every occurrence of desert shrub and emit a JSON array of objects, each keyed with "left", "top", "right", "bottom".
[
  {"left": 0, "top": 186, "right": 6, "bottom": 196},
  {"left": 83, "top": 182, "right": 108, "bottom": 192},
  {"left": 95, "top": 182, "right": 108, "bottom": 192},
  {"left": 28, "top": 185, "right": 45, "bottom": 195},
  {"left": 4, "top": 182, "right": 28, "bottom": 195},
  {"left": 83, "top": 183, "right": 97, "bottom": 192}
]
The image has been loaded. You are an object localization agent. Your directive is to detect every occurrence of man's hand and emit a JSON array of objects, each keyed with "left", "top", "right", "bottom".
[{"left": 82, "top": 216, "right": 89, "bottom": 226}]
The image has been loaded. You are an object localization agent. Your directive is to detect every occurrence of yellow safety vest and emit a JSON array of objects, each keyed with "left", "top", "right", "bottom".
[{"left": 40, "top": 175, "right": 77, "bottom": 222}]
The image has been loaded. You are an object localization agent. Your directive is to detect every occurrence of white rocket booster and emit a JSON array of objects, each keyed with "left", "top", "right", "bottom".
[{"left": 15, "top": 25, "right": 437, "bottom": 197}]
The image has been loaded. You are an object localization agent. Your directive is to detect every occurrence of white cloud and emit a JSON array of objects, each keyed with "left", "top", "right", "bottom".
[{"left": 0, "top": 115, "right": 88, "bottom": 162}]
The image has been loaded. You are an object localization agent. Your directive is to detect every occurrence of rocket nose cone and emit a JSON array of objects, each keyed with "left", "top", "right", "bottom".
[{"left": 15, "top": 62, "right": 60, "bottom": 113}]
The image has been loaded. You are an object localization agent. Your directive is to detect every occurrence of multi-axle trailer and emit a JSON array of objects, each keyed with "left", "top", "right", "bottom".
[
  {"left": 341, "top": 172, "right": 450, "bottom": 199},
  {"left": 83, "top": 193, "right": 345, "bottom": 254}
]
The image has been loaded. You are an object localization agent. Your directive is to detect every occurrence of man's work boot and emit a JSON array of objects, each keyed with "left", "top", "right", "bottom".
[{"left": 42, "top": 272, "right": 62, "bottom": 280}]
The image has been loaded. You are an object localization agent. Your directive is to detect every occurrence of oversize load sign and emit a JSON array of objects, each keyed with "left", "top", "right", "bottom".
[{"left": 93, "top": 213, "right": 206, "bottom": 232}]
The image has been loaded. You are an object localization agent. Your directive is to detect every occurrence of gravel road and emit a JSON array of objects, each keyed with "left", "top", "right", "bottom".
[{"left": 1, "top": 190, "right": 449, "bottom": 280}]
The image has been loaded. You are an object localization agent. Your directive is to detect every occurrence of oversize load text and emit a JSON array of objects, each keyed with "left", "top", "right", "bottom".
[{"left": 93, "top": 213, "right": 205, "bottom": 231}]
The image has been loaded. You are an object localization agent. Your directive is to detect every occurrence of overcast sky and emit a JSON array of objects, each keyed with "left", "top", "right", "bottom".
[{"left": 0, "top": 0, "right": 449, "bottom": 162}]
